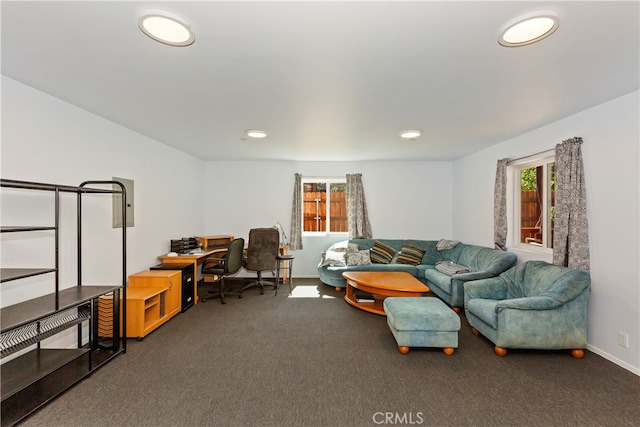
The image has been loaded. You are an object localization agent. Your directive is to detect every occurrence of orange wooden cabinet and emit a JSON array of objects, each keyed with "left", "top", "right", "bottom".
[
  {"left": 124, "top": 270, "right": 182, "bottom": 339},
  {"left": 128, "top": 270, "right": 182, "bottom": 320},
  {"left": 124, "top": 287, "right": 169, "bottom": 340}
]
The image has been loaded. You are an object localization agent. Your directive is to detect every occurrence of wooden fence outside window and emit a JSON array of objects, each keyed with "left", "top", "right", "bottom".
[{"left": 303, "top": 191, "right": 347, "bottom": 232}]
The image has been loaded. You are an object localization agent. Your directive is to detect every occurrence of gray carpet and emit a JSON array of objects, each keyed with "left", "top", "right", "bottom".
[{"left": 19, "top": 279, "right": 640, "bottom": 427}]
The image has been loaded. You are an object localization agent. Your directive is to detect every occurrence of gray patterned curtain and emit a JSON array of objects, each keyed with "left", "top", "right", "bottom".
[
  {"left": 494, "top": 159, "right": 509, "bottom": 250},
  {"left": 553, "top": 137, "right": 590, "bottom": 271},
  {"left": 289, "top": 173, "right": 303, "bottom": 250},
  {"left": 346, "top": 173, "right": 372, "bottom": 239}
]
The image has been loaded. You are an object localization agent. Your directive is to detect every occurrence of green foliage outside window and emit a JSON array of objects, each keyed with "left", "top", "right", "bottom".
[
  {"left": 521, "top": 167, "right": 538, "bottom": 191},
  {"left": 521, "top": 164, "right": 555, "bottom": 191}
]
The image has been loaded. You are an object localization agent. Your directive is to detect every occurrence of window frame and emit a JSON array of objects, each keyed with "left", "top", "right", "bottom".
[
  {"left": 510, "top": 152, "right": 555, "bottom": 254},
  {"left": 301, "top": 177, "right": 349, "bottom": 237}
]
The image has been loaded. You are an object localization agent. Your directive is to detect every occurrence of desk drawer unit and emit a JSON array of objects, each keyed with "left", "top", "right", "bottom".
[{"left": 150, "top": 263, "right": 194, "bottom": 312}]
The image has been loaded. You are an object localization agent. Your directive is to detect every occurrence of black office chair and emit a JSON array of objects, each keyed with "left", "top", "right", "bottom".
[
  {"left": 242, "top": 228, "right": 280, "bottom": 295},
  {"left": 201, "top": 238, "right": 245, "bottom": 304}
]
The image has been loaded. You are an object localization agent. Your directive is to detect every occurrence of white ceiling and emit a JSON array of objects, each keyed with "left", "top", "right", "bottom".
[{"left": 2, "top": 1, "right": 638, "bottom": 162}]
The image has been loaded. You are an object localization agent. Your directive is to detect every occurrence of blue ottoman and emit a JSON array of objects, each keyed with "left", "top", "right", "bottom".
[{"left": 383, "top": 297, "right": 461, "bottom": 355}]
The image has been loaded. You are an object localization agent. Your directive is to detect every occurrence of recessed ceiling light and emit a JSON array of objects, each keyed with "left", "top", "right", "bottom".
[
  {"left": 400, "top": 130, "right": 422, "bottom": 140},
  {"left": 246, "top": 130, "right": 268, "bottom": 138},
  {"left": 499, "top": 12, "right": 559, "bottom": 47},
  {"left": 139, "top": 12, "right": 195, "bottom": 47}
]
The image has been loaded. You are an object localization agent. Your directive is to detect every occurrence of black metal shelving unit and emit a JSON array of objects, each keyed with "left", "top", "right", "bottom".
[{"left": 0, "top": 179, "right": 128, "bottom": 427}]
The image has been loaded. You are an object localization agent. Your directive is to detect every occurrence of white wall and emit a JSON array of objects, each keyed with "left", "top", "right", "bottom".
[
  {"left": 452, "top": 91, "right": 640, "bottom": 374},
  {"left": 1, "top": 76, "right": 205, "bottom": 307},
  {"left": 203, "top": 160, "right": 453, "bottom": 277},
  {"left": 3, "top": 74, "right": 637, "bottom": 374}
]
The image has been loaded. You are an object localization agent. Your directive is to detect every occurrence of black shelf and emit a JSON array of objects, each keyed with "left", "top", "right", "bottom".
[
  {"left": 1, "top": 285, "right": 120, "bottom": 334},
  {"left": 0, "top": 348, "right": 90, "bottom": 401},
  {"left": 0, "top": 268, "right": 56, "bottom": 283},
  {"left": 1, "top": 305, "right": 91, "bottom": 357},
  {"left": 1, "top": 179, "right": 127, "bottom": 427},
  {"left": 0, "top": 348, "right": 123, "bottom": 427},
  {"left": 0, "top": 179, "right": 122, "bottom": 195},
  {"left": 1, "top": 226, "right": 56, "bottom": 233}
]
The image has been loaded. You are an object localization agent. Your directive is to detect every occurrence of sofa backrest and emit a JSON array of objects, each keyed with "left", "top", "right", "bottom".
[
  {"left": 502, "top": 260, "right": 591, "bottom": 302},
  {"left": 437, "top": 243, "right": 516, "bottom": 275},
  {"left": 349, "top": 239, "right": 439, "bottom": 265}
]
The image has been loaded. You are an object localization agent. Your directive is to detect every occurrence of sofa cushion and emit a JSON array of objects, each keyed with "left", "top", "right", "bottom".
[
  {"left": 396, "top": 246, "right": 426, "bottom": 266},
  {"left": 423, "top": 269, "right": 453, "bottom": 294},
  {"left": 458, "top": 245, "right": 516, "bottom": 275},
  {"left": 370, "top": 240, "right": 396, "bottom": 264}
]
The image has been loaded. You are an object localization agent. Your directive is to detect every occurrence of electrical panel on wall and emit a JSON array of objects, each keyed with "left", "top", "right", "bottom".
[{"left": 112, "top": 177, "right": 134, "bottom": 228}]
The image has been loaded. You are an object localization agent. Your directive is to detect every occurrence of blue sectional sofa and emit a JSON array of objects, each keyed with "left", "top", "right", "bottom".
[{"left": 318, "top": 238, "right": 517, "bottom": 310}]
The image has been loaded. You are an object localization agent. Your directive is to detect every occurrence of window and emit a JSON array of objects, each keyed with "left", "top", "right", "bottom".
[
  {"left": 302, "top": 178, "right": 348, "bottom": 234},
  {"left": 513, "top": 155, "right": 555, "bottom": 249}
]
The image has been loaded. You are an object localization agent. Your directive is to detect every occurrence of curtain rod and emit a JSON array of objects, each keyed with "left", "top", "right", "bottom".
[{"left": 506, "top": 147, "right": 555, "bottom": 165}]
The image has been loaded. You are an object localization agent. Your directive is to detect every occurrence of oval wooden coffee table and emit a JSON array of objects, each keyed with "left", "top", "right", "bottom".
[{"left": 342, "top": 271, "right": 430, "bottom": 315}]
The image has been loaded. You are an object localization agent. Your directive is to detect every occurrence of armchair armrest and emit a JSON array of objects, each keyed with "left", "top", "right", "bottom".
[
  {"left": 202, "top": 256, "right": 225, "bottom": 269},
  {"left": 496, "top": 296, "right": 562, "bottom": 311},
  {"left": 463, "top": 277, "right": 507, "bottom": 301},
  {"left": 452, "top": 270, "right": 495, "bottom": 282}
]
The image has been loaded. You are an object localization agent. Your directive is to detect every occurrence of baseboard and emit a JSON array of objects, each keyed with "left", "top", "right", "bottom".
[{"left": 586, "top": 344, "right": 640, "bottom": 376}]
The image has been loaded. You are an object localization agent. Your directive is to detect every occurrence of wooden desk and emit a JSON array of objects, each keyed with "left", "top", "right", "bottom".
[
  {"left": 157, "top": 241, "right": 289, "bottom": 304},
  {"left": 157, "top": 247, "right": 227, "bottom": 304}
]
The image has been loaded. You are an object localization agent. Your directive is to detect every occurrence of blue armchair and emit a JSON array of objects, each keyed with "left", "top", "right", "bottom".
[{"left": 464, "top": 260, "right": 590, "bottom": 358}]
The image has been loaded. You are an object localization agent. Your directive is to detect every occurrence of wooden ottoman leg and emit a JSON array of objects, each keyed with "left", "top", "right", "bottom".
[
  {"left": 471, "top": 327, "right": 480, "bottom": 336},
  {"left": 398, "top": 346, "right": 410, "bottom": 355},
  {"left": 443, "top": 347, "right": 455, "bottom": 356}
]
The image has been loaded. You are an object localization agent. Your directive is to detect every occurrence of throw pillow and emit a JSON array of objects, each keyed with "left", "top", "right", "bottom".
[
  {"left": 346, "top": 250, "right": 372, "bottom": 266},
  {"left": 396, "top": 246, "right": 426, "bottom": 266},
  {"left": 369, "top": 240, "right": 396, "bottom": 264},
  {"left": 330, "top": 240, "right": 359, "bottom": 252},
  {"left": 436, "top": 239, "right": 460, "bottom": 250},
  {"left": 323, "top": 250, "right": 347, "bottom": 266}
]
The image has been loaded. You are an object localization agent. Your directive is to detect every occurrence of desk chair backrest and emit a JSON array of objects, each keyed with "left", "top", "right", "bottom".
[
  {"left": 245, "top": 227, "right": 279, "bottom": 271},
  {"left": 225, "top": 238, "right": 246, "bottom": 275},
  {"left": 201, "top": 237, "right": 245, "bottom": 304}
]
